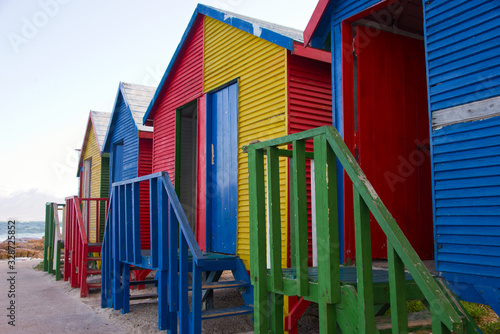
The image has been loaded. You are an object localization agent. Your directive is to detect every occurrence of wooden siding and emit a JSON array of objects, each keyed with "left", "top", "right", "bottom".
[
  {"left": 109, "top": 94, "right": 139, "bottom": 182},
  {"left": 151, "top": 16, "right": 204, "bottom": 177},
  {"left": 138, "top": 137, "right": 153, "bottom": 249},
  {"left": 204, "top": 17, "right": 288, "bottom": 267},
  {"left": 82, "top": 124, "right": 101, "bottom": 243},
  {"left": 99, "top": 156, "right": 109, "bottom": 241},
  {"left": 424, "top": 1, "right": 500, "bottom": 112},
  {"left": 287, "top": 54, "right": 332, "bottom": 265},
  {"left": 433, "top": 115, "right": 500, "bottom": 291}
]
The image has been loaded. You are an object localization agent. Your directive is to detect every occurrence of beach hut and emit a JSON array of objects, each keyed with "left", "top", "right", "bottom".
[
  {"left": 143, "top": 4, "right": 332, "bottom": 265},
  {"left": 61, "top": 111, "right": 111, "bottom": 296},
  {"left": 102, "top": 82, "right": 156, "bottom": 250},
  {"left": 77, "top": 110, "right": 111, "bottom": 243},
  {"left": 303, "top": 0, "right": 500, "bottom": 316},
  {"left": 101, "top": 4, "right": 333, "bottom": 331}
]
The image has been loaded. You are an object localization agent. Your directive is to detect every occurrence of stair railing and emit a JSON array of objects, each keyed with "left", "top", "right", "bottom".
[
  {"left": 65, "top": 196, "right": 108, "bottom": 297},
  {"left": 101, "top": 172, "right": 205, "bottom": 332},
  {"left": 245, "top": 126, "right": 465, "bottom": 333}
]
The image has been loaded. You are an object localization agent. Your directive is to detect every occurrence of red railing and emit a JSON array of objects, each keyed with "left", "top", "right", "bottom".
[{"left": 64, "top": 196, "right": 108, "bottom": 297}]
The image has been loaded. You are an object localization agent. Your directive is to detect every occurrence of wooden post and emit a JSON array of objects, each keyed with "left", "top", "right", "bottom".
[
  {"left": 149, "top": 178, "right": 158, "bottom": 268},
  {"left": 388, "top": 242, "right": 408, "bottom": 333},
  {"left": 124, "top": 184, "right": 132, "bottom": 263},
  {"left": 248, "top": 148, "right": 268, "bottom": 333},
  {"left": 353, "top": 187, "right": 375, "bottom": 333},
  {"left": 43, "top": 203, "right": 50, "bottom": 272},
  {"left": 314, "top": 134, "right": 339, "bottom": 333},
  {"left": 267, "top": 146, "right": 282, "bottom": 292},
  {"left": 132, "top": 182, "right": 141, "bottom": 264},
  {"left": 292, "top": 140, "right": 309, "bottom": 296}
]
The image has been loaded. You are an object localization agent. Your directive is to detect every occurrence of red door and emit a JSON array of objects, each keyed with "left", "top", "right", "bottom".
[{"left": 351, "top": 26, "right": 433, "bottom": 259}]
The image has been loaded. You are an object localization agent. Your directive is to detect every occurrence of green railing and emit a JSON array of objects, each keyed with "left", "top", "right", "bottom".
[{"left": 246, "top": 126, "right": 466, "bottom": 333}]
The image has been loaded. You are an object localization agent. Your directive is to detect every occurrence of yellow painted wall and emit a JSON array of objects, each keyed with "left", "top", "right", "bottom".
[
  {"left": 82, "top": 125, "right": 101, "bottom": 243},
  {"left": 204, "top": 17, "right": 288, "bottom": 268}
]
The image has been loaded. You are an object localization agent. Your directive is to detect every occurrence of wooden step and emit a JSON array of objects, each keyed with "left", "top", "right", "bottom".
[
  {"left": 130, "top": 280, "right": 157, "bottom": 286},
  {"left": 88, "top": 243, "right": 102, "bottom": 252},
  {"left": 202, "top": 305, "right": 253, "bottom": 320},
  {"left": 130, "top": 293, "right": 158, "bottom": 300},
  {"left": 189, "top": 280, "right": 250, "bottom": 291},
  {"left": 87, "top": 269, "right": 101, "bottom": 275},
  {"left": 87, "top": 282, "right": 101, "bottom": 289},
  {"left": 375, "top": 310, "right": 432, "bottom": 333},
  {"left": 87, "top": 257, "right": 101, "bottom": 261}
]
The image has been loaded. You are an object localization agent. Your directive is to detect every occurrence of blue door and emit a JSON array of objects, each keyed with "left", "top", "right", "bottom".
[
  {"left": 208, "top": 83, "right": 238, "bottom": 254},
  {"left": 112, "top": 143, "right": 124, "bottom": 183}
]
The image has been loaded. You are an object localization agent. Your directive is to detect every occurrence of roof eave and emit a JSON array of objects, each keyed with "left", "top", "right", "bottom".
[
  {"left": 143, "top": 4, "right": 299, "bottom": 124},
  {"left": 304, "top": 0, "right": 332, "bottom": 48}
]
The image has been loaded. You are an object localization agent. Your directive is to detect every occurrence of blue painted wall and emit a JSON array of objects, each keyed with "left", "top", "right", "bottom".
[
  {"left": 310, "top": 0, "right": 500, "bottom": 313},
  {"left": 433, "top": 115, "right": 500, "bottom": 309},
  {"left": 424, "top": 1, "right": 500, "bottom": 112},
  {"left": 105, "top": 93, "right": 139, "bottom": 186}
]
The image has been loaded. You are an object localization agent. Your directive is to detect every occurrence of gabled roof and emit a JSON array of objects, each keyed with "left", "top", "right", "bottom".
[
  {"left": 103, "top": 82, "right": 156, "bottom": 152},
  {"left": 143, "top": 3, "right": 305, "bottom": 122},
  {"left": 77, "top": 110, "right": 111, "bottom": 176},
  {"left": 91, "top": 111, "right": 112, "bottom": 151},
  {"left": 303, "top": 0, "right": 332, "bottom": 48}
]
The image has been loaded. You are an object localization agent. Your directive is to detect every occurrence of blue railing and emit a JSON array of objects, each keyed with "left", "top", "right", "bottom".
[{"left": 101, "top": 172, "right": 205, "bottom": 332}]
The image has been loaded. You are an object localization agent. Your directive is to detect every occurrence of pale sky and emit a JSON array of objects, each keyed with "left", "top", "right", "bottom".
[{"left": 0, "top": 0, "right": 319, "bottom": 221}]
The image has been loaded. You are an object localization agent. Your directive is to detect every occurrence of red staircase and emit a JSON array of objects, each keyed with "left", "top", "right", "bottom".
[{"left": 64, "top": 196, "right": 108, "bottom": 297}]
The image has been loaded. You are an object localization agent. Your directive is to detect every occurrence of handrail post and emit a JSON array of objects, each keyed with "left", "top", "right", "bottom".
[
  {"left": 248, "top": 148, "right": 268, "bottom": 333},
  {"left": 132, "top": 182, "right": 141, "bottom": 264},
  {"left": 149, "top": 178, "right": 159, "bottom": 268},
  {"left": 267, "top": 147, "right": 283, "bottom": 291},
  {"left": 388, "top": 242, "right": 408, "bottom": 333},
  {"left": 267, "top": 146, "right": 284, "bottom": 334},
  {"left": 314, "top": 134, "right": 340, "bottom": 333},
  {"left": 292, "top": 140, "right": 309, "bottom": 296},
  {"left": 353, "top": 187, "right": 375, "bottom": 333}
]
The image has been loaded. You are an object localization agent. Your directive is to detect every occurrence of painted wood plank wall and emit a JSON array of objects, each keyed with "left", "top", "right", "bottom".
[
  {"left": 433, "top": 115, "right": 500, "bottom": 290},
  {"left": 138, "top": 137, "right": 153, "bottom": 249},
  {"left": 287, "top": 54, "right": 332, "bottom": 265},
  {"left": 109, "top": 95, "right": 139, "bottom": 182},
  {"left": 151, "top": 16, "right": 204, "bottom": 178},
  {"left": 82, "top": 124, "right": 101, "bottom": 243},
  {"left": 204, "top": 16, "right": 288, "bottom": 267},
  {"left": 424, "top": 1, "right": 500, "bottom": 112},
  {"left": 99, "top": 156, "right": 109, "bottom": 241}
]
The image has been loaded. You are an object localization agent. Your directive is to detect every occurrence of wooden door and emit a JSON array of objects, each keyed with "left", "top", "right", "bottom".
[
  {"left": 208, "top": 83, "right": 238, "bottom": 254},
  {"left": 354, "top": 26, "right": 433, "bottom": 259}
]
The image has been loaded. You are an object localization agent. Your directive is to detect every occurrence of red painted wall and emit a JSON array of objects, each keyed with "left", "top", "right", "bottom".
[
  {"left": 343, "top": 26, "right": 433, "bottom": 261},
  {"left": 196, "top": 95, "right": 207, "bottom": 251},
  {"left": 138, "top": 136, "right": 153, "bottom": 249},
  {"left": 150, "top": 16, "right": 204, "bottom": 179},
  {"left": 287, "top": 54, "right": 332, "bottom": 265}
]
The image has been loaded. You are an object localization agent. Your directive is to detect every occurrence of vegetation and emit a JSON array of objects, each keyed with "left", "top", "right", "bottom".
[
  {"left": 33, "top": 261, "right": 44, "bottom": 271},
  {"left": 462, "top": 301, "right": 500, "bottom": 334}
]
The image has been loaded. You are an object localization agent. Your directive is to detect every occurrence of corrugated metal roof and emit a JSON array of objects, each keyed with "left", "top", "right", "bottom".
[
  {"left": 202, "top": 5, "right": 304, "bottom": 43},
  {"left": 120, "top": 82, "right": 156, "bottom": 132},
  {"left": 90, "top": 110, "right": 111, "bottom": 151}
]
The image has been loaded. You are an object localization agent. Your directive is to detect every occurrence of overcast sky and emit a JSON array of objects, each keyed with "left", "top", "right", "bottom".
[{"left": 0, "top": 0, "right": 318, "bottom": 221}]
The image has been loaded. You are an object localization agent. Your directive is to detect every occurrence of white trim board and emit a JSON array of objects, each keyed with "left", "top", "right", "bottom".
[{"left": 432, "top": 96, "right": 500, "bottom": 129}]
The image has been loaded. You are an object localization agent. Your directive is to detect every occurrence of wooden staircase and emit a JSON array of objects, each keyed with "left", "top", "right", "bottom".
[
  {"left": 246, "top": 126, "right": 481, "bottom": 333},
  {"left": 101, "top": 173, "right": 254, "bottom": 332},
  {"left": 64, "top": 196, "right": 108, "bottom": 297}
]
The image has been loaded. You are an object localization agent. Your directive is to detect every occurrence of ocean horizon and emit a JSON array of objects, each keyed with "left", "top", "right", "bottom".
[{"left": 0, "top": 221, "right": 45, "bottom": 242}]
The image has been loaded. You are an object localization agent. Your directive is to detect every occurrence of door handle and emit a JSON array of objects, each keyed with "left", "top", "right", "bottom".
[{"left": 211, "top": 144, "right": 214, "bottom": 165}]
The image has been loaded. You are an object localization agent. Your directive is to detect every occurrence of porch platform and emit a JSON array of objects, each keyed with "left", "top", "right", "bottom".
[{"left": 279, "top": 266, "right": 415, "bottom": 284}]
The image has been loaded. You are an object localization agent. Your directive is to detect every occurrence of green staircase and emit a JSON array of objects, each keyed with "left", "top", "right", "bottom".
[{"left": 245, "top": 126, "right": 480, "bottom": 333}]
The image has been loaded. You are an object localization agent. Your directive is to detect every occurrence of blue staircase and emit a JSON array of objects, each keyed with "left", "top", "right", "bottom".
[{"left": 101, "top": 172, "right": 253, "bottom": 333}]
